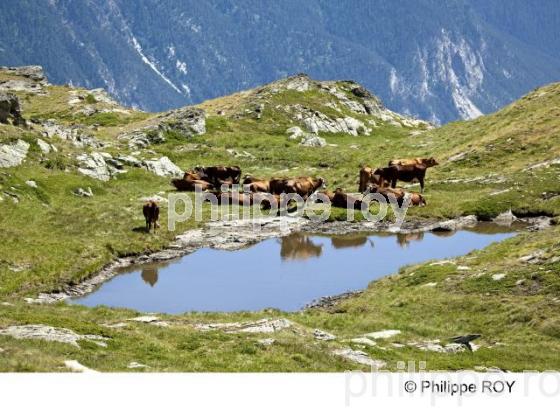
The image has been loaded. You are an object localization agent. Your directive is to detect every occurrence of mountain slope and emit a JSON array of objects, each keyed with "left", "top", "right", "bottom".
[
  {"left": 1, "top": 0, "right": 559, "bottom": 123},
  {"left": 0, "top": 68, "right": 559, "bottom": 372}
]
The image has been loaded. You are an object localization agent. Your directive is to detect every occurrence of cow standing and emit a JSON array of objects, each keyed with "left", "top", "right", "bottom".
[{"left": 143, "top": 201, "right": 160, "bottom": 233}]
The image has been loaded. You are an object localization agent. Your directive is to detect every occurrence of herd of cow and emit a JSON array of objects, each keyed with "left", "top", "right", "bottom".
[{"left": 143, "top": 159, "right": 438, "bottom": 232}]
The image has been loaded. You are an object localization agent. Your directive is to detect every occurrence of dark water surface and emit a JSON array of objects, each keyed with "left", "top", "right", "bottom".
[{"left": 71, "top": 224, "right": 517, "bottom": 313}]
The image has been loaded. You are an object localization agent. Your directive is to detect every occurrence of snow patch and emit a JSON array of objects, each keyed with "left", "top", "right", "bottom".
[{"left": 130, "top": 35, "right": 183, "bottom": 95}]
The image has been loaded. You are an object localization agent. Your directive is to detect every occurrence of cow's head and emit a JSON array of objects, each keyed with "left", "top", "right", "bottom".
[{"left": 423, "top": 157, "right": 439, "bottom": 167}]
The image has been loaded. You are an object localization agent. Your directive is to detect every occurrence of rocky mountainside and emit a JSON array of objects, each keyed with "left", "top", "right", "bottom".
[{"left": 1, "top": 0, "right": 559, "bottom": 123}]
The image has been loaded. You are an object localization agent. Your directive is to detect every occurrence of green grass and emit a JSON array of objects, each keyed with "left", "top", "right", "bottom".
[{"left": 0, "top": 76, "right": 559, "bottom": 371}]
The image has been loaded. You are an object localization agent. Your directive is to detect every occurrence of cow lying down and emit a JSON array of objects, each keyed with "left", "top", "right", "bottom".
[
  {"left": 366, "top": 185, "right": 426, "bottom": 206},
  {"left": 321, "top": 187, "right": 426, "bottom": 209}
]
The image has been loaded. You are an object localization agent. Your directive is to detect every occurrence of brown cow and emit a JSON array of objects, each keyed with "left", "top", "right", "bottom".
[
  {"left": 388, "top": 157, "right": 439, "bottom": 167},
  {"left": 171, "top": 170, "right": 214, "bottom": 191},
  {"left": 359, "top": 165, "right": 387, "bottom": 193},
  {"left": 242, "top": 175, "right": 270, "bottom": 193},
  {"left": 325, "top": 188, "right": 365, "bottom": 209},
  {"left": 366, "top": 184, "right": 426, "bottom": 206},
  {"left": 270, "top": 176, "right": 325, "bottom": 199},
  {"left": 374, "top": 164, "right": 429, "bottom": 192},
  {"left": 142, "top": 201, "right": 160, "bottom": 233},
  {"left": 194, "top": 166, "right": 241, "bottom": 186}
]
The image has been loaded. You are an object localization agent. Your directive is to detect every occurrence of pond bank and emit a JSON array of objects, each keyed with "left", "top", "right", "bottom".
[{"left": 26, "top": 214, "right": 551, "bottom": 305}]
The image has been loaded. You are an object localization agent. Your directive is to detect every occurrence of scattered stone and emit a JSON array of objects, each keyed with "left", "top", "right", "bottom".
[
  {"left": 286, "top": 126, "right": 304, "bottom": 140},
  {"left": 421, "top": 282, "right": 438, "bottom": 288},
  {"left": 493, "top": 210, "right": 517, "bottom": 225},
  {"left": 350, "top": 338, "right": 377, "bottom": 347},
  {"left": 408, "top": 340, "right": 466, "bottom": 353},
  {"left": 313, "top": 329, "right": 336, "bottom": 341},
  {"left": 142, "top": 156, "right": 183, "bottom": 177},
  {"left": 524, "top": 158, "right": 560, "bottom": 171},
  {"left": 36, "top": 138, "right": 53, "bottom": 154},
  {"left": 195, "top": 318, "right": 293, "bottom": 334},
  {"left": 73, "top": 187, "right": 93, "bottom": 197},
  {"left": 0, "top": 325, "right": 108, "bottom": 348},
  {"left": 64, "top": 360, "right": 98, "bottom": 373},
  {"left": 457, "top": 266, "right": 471, "bottom": 271},
  {"left": 300, "top": 134, "right": 327, "bottom": 147},
  {"left": 128, "top": 362, "right": 150, "bottom": 369},
  {"left": 489, "top": 188, "right": 512, "bottom": 196},
  {"left": 0, "top": 139, "right": 30, "bottom": 168},
  {"left": 139, "top": 194, "right": 167, "bottom": 203},
  {"left": 364, "top": 330, "right": 401, "bottom": 340},
  {"left": 429, "top": 260, "right": 455, "bottom": 266},
  {"left": 492, "top": 273, "right": 506, "bottom": 281},
  {"left": 518, "top": 250, "right": 545, "bottom": 264},
  {"left": 447, "top": 152, "right": 468, "bottom": 162},
  {"left": 473, "top": 366, "right": 505, "bottom": 373},
  {"left": 332, "top": 348, "right": 386, "bottom": 369},
  {"left": 102, "top": 322, "right": 128, "bottom": 329},
  {"left": 258, "top": 338, "right": 275, "bottom": 346},
  {"left": 25, "top": 180, "right": 37, "bottom": 188},
  {"left": 226, "top": 149, "right": 255, "bottom": 159},
  {"left": 127, "top": 316, "right": 161, "bottom": 323}
]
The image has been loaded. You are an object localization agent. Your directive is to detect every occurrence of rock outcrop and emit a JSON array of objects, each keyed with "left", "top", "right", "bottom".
[
  {"left": 0, "top": 139, "right": 30, "bottom": 168},
  {"left": 0, "top": 324, "right": 108, "bottom": 348},
  {"left": 42, "top": 120, "right": 104, "bottom": 148},
  {"left": 0, "top": 92, "right": 25, "bottom": 126},
  {"left": 76, "top": 152, "right": 128, "bottom": 181},
  {"left": 0, "top": 65, "right": 48, "bottom": 94},
  {"left": 120, "top": 107, "right": 205, "bottom": 148}
]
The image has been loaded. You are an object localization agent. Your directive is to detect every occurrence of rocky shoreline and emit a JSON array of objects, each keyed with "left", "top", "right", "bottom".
[{"left": 25, "top": 214, "right": 552, "bottom": 306}]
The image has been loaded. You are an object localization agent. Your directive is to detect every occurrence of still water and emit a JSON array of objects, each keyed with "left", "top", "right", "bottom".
[{"left": 71, "top": 225, "right": 516, "bottom": 313}]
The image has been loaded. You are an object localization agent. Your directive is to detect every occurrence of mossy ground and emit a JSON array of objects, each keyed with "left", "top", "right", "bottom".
[{"left": 0, "top": 80, "right": 559, "bottom": 371}]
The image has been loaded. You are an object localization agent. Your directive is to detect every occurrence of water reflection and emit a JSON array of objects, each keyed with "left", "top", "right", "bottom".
[
  {"left": 280, "top": 233, "right": 323, "bottom": 260},
  {"left": 141, "top": 266, "right": 159, "bottom": 287},
  {"left": 396, "top": 232, "right": 425, "bottom": 247},
  {"left": 330, "top": 234, "right": 373, "bottom": 249}
]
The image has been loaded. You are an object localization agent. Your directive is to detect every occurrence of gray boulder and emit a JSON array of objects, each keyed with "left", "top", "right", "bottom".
[
  {"left": 143, "top": 156, "right": 183, "bottom": 177},
  {"left": 0, "top": 139, "right": 30, "bottom": 168},
  {"left": 76, "top": 152, "right": 112, "bottom": 181},
  {"left": 300, "top": 134, "right": 327, "bottom": 147}
]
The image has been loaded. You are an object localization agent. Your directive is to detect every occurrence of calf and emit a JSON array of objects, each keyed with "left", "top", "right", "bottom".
[{"left": 143, "top": 201, "right": 160, "bottom": 233}]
